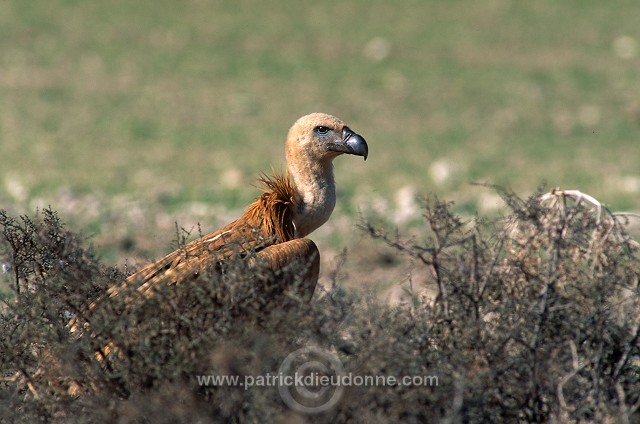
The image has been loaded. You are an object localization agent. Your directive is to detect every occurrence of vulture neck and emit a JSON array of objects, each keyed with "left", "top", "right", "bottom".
[{"left": 287, "top": 157, "right": 336, "bottom": 238}]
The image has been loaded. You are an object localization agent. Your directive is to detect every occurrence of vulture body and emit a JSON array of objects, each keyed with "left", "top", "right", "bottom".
[
  {"left": 105, "top": 113, "right": 368, "bottom": 302},
  {"left": 57, "top": 113, "right": 367, "bottom": 397}
]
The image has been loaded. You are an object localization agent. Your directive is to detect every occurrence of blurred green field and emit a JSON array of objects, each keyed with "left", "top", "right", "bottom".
[{"left": 2, "top": 0, "right": 639, "bottom": 266}]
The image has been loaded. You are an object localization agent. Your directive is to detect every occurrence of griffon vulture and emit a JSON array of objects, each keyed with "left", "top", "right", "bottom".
[{"left": 105, "top": 112, "right": 368, "bottom": 303}]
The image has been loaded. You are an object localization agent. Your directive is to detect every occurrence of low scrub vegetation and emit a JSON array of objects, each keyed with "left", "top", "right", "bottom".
[{"left": 1, "top": 189, "right": 639, "bottom": 423}]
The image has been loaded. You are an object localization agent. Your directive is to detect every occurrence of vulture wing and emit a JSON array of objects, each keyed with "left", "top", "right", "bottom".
[{"left": 106, "top": 171, "right": 315, "bottom": 298}]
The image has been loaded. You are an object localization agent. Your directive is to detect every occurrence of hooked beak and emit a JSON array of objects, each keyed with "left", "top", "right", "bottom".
[{"left": 326, "top": 127, "right": 369, "bottom": 160}]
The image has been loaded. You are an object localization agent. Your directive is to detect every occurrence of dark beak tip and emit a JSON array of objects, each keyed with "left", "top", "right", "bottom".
[{"left": 360, "top": 139, "right": 369, "bottom": 161}]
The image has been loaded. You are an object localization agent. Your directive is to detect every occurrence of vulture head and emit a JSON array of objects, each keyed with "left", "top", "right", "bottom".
[
  {"left": 284, "top": 113, "right": 369, "bottom": 238},
  {"left": 285, "top": 112, "right": 368, "bottom": 164}
]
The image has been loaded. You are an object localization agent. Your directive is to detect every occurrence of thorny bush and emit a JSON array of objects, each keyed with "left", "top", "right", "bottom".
[{"left": 1, "top": 189, "right": 639, "bottom": 423}]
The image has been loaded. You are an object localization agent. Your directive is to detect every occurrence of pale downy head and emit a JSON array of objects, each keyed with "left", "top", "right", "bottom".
[
  {"left": 284, "top": 113, "right": 368, "bottom": 238},
  {"left": 285, "top": 113, "right": 368, "bottom": 165}
]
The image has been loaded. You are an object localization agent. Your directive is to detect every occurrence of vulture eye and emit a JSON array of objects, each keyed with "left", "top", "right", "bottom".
[{"left": 314, "top": 126, "right": 331, "bottom": 136}]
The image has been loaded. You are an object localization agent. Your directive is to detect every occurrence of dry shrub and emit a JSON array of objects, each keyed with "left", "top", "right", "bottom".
[
  {"left": 1, "top": 188, "right": 639, "bottom": 423},
  {"left": 360, "top": 188, "right": 640, "bottom": 423}
]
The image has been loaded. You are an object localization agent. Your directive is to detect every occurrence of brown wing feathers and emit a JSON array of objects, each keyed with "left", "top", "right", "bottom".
[{"left": 108, "top": 170, "right": 298, "bottom": 298}]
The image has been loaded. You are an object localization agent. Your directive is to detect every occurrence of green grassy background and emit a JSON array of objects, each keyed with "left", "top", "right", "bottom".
[{"left": 2, "top": 0, "right": 639, "bottom": 270}]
